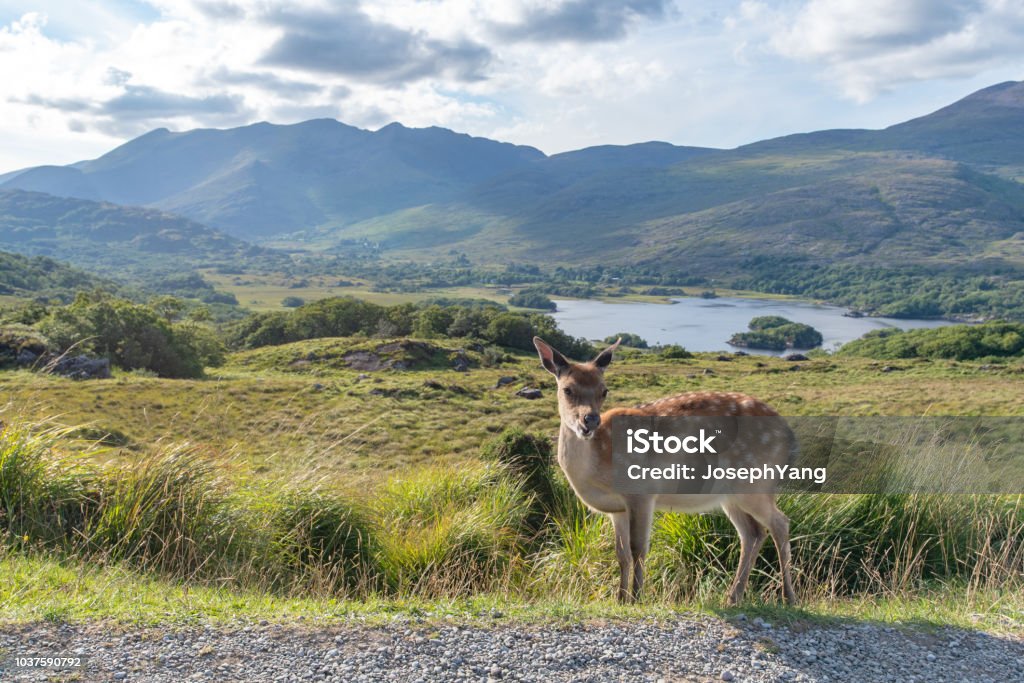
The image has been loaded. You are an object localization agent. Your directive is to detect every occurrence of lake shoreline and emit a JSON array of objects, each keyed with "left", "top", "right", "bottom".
[
  {"left": 550, "top": 295, "right": 952, "bottom": 356},
  {"left": 581, "top": 291, "right": 980, "bottom": 325}
]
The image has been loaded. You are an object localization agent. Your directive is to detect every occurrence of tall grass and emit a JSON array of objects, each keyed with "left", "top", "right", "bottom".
[
  {"left": 375, "top": 462, "right": 532, "bottom": 595},
  {"left": 1, "top": 421, "right": 1022, "bottom": 606}
]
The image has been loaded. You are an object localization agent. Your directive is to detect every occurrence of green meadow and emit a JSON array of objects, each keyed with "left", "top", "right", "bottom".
[{"left": 2, "top": 340, "right": 1022, "bottom": 628}]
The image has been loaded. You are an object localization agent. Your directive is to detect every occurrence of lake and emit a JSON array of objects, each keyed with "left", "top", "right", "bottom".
[{"left": 550, "top": 296, "right": 952, "bottom": 355}]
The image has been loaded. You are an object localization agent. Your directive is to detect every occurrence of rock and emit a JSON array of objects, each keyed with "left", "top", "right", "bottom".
[
  {"left": 494, "top": 376, "right": 516, "bottom": 388},
  {"left": 715, "top": 355, "right": 732, "bottom": 362},
  {"left": 733, "top": 351, "right": 749, "bottom": 357},
  {"left": 702, "top": 368, "right": 715, "bottom": 375},
  {"left": 515, "top": 387, "right": 542, "bottom": 400},
  {"left": 342, "top": 350, "right": 385, "bottom": 372},
  {"left": 788, "top": 364, "right": 801, "bottom": 371},
  {"left": 49, "top": 355, "right": 111, "bottom": 380},
  {"left": 15, "top": 348, "right": 38, "bottom": 366},
  {"left": 880, "top": 365, "right": 901, "bottom": 373},
  {"left": 452, "top": 355, "right": 470, "bottom": 372},
  {"left": 720, "top": 670, "right": 734, "bottom": 681},
  {"left": 783, "top": 353, "right": 809, "bottom": 361},
  {"left": 423, "top": 380, "right": 445, "bottom": 390}
]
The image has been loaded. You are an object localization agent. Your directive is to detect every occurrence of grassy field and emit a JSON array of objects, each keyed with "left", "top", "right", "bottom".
[
  {"left": 201, "top": 270, "right": 517, "bottom": 310},
  {"left": 200, "top": 268, "right": 808, "bottom": 311},
  {"left": 2, "top": 340, "right": 1023, "bottom": 627},
  {"left": 2, "top": 553, "right": 1020, "bottom": 632},
  {"left": 3, "top": 342, "right": 1023, "bottom": 480}
]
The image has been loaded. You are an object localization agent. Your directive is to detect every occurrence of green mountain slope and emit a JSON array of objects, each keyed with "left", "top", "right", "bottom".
[
  {"left": 0, "top": 249, "right": 116, "bottom": 301},
  {"left": 330, "top": 82, "right": 1024, "bottom": 272},
  {"left": 0, "top": 190, "right": 270, "bottom": 277}
]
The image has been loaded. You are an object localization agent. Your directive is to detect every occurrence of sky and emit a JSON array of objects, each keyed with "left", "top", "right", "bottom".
[{"left": 1, "top": 0, "right": 1023, "bottom": 173}]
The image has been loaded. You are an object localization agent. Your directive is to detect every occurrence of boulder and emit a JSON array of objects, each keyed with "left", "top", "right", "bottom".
[
  {"left": 515, "top": 387, "right": 543, "bottom": 400},
  {"left": 16, "top": 349, "right": 38, "bottom": 366},
  {"left": 494, "top": 376, "right": 516, "bottom": 388},
  {"left": 50, "top": 355, "right": 111, "bottom": 380},
  {"left": 783, "top": 353, "right": 809, "bottom": 361}
]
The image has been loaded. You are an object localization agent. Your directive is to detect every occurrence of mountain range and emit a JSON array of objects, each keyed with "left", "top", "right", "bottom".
[{"left": 1, "top": 81, "right": 1023, "bottom": 279}]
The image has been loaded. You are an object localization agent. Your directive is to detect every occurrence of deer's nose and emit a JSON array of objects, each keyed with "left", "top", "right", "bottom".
[{"left": 583, "top": 413, "right": 601, "bottom": 429}]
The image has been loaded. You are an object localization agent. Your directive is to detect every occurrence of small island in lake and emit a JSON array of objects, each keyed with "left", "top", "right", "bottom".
[{"left": 728, "top": 315, "right": 824, "bottom": 351}]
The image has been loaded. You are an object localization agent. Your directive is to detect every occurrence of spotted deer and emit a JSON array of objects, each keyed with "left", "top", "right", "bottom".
[{"left": 533, "top": 336, "right": 797, "bottom": 604}]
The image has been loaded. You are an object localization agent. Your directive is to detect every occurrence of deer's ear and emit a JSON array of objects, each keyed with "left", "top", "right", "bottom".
[
  {"left": 533, "top": 336, "right": 570, "bottom": 377},
  {"left": 593, "top": 338, "right": 620, "bottom": 372}
]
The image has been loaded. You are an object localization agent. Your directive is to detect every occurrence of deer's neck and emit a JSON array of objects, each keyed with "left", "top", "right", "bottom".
[
  {"left": 557, "top": 423, "right": 610, "bottom": 465},
  {"left": 555, "top": 422, "right": 623, "bottom": 514}
]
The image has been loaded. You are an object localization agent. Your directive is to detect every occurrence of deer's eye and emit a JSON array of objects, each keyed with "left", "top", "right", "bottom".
[
  {"left": 563, "top": 387, "right": 573, "bottom": 397},
  {"left": 601, "top": 388, "right": 609, "bottom": 398}
]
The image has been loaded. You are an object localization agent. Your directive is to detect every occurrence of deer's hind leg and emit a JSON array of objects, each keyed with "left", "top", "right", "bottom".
[
  {"left": 738, "top": 494, "right": 797, "bottom": 605},
  {"left": 723, "top": 501, "right": 767, "bottom": 605}
]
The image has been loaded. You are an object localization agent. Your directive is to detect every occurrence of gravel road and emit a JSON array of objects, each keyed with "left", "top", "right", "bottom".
[{"left": 2, "top": 614, "right": 1021, "bottom": 682}]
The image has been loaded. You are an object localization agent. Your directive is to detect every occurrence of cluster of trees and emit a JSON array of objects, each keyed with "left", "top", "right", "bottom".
[
  {"left": 226, "top": 296, "right": 594, "bottom": 359},
  {"left": 508, "top": 288, "right": 556, "bottom": 311},
  {"left": 732, "top": 258, "right": 1024, "bottom": 321},
  {"left": 729, "top": 316, "right": 823, "bottom": 351},
  {"left": 33, "top": 293, "right": 225, "bottom": 378},
  {"left": 839, "top": 322, "right": 1024, "bottom": 360}
]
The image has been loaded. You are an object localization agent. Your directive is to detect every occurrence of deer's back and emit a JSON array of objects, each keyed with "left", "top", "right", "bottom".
[{"left": 623, "top": 390, "right": 780, "bottom": 418}]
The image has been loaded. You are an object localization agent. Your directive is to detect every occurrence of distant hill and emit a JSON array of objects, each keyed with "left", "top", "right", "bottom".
[
  {"left": 0, "top": 190, "right": 272, "bottom": 277},
  {"left": 0, "top": 121, "right": 545, "bottom": 239},
  {"left": 2, "top": 81, "right": 1023, "bottom": 283},
  {"left": 0, "top": 249, "right": 116, "bottom": 301},
  {"left": 333, "top": 82, "right": 1024, "bottom": 272}
]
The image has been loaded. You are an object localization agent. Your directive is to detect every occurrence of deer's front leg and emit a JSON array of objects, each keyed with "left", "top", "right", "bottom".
[
  {"left": 610, "top": 511, "right": 632, "bottom": 603},
  {"left": 628, "top": 498, "right": 655, "bottom": 602}
]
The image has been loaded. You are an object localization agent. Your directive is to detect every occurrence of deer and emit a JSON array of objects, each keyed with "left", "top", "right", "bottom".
[{"left": 533, "top": 336, "right": 797, "bottom": 605}]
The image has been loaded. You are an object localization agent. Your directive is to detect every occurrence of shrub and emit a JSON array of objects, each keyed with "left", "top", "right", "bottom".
[
  {"left": 658, "top": 344, "right": 692, "bottom": 359},
  {"left": 281, "top": 296, "right": 305, "bottom": 308},
  {"left": 605, "top": 333, "right": 647, "bottom": 349},
  {"left": 480, "top": 428, "right": 558, "bottom": 531}
]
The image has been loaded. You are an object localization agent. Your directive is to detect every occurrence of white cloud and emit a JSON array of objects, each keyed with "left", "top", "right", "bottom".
[
  {"left": 0, "top": 0, "right": 1023, "bottom": 172},
  {"left": 769, "top": 0, "right": 1024, "bottom": 101}
]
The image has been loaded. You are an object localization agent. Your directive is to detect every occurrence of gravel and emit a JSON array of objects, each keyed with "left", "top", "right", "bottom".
[{"left": 1, "top": 614, "right": 1022, "bottom": 682}]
